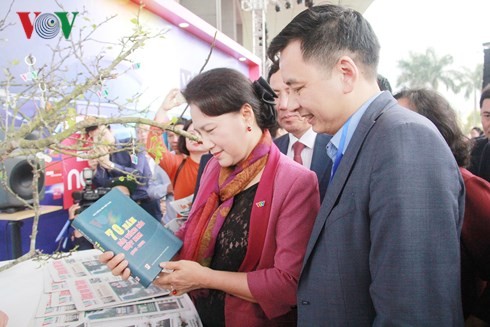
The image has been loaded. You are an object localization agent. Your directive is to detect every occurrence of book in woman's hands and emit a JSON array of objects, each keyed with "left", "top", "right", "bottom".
[{"left": 72, "top": 188, "right": 183, "bottom": 287}]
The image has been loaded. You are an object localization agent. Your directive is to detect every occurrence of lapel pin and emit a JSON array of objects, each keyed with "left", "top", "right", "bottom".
[{"left": 255, "top": 201, "right": 265, "bottom": 208}]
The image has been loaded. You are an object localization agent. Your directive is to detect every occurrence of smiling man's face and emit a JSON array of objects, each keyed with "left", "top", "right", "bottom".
[{"left": 279, "top": 40, "right": 347, "bottom": 135}]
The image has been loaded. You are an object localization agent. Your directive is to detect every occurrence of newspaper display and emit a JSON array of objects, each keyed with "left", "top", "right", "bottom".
[
  {"left": 66, "top": 274, "right": 169, "bottom": 311},
  {"left": 47, "top": 289, "right": 75, "bottom": 308},
  {"left": 44, "top": 268, "right": 70, "bottom": 293},
  {"left": 47, "top": 251, "right": 109, "bottom": 282},
  {"left": 33, "top": 311, "right": 85, "bottom": 327},
  {"left": 84, "top": 295, "right": 200, "bottom": 326},
  {"left": 35, "top": 290, "right": 78, "bottom": 318},
  {"left": 33, "top": 250, "right": 202, "bottom": 327}
]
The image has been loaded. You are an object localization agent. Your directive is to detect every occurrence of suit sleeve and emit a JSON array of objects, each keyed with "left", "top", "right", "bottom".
[{"left": 369, "top": 121, "right": 464, "bottom": 325}]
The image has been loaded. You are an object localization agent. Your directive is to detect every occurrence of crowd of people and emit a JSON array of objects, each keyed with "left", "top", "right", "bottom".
[{"left": 54, "top": 3, "right": 490, "bottom": 327}]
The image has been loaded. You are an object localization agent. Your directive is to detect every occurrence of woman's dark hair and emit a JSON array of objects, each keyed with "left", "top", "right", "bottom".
[
  {"left": 182, "top": 68, "right": 277, "bottom": 131},
  {"left": 177, "top": 119, "right": 193, "bottom": 156},
  {"left": 394, "top": 88, "right": 471, "bottom": 167}
]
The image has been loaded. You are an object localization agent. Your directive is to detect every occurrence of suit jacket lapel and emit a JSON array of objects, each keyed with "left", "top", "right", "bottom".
[
  {"left": 273, "top": 134, "right": 289, "bottom": 155},
  {"left": 304, "top": 92, "right": 396, "bottom": 261},
  {"left": 311, "top": 134, "right": 331, "bottom": 201},
  {"left": 310, "top": 134, "right": 330, "bottom": 179}
]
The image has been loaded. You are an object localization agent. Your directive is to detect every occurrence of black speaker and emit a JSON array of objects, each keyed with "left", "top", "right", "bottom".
[{"left": 0, "top": 157, "right": 45, "bottom": 210}]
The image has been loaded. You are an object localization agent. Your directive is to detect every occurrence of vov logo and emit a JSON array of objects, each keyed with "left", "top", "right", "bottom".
[{"left": 17, "top": 12, "right": 79, "bottom": 39}]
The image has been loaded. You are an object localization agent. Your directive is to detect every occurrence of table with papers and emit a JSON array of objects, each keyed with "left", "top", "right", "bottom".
[{"left": 0, "top": 249, "right": 202, "bottom": 327}]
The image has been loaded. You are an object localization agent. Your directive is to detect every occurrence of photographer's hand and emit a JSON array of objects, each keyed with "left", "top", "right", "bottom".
[
  {"left": 68, "top": 203, "right": 84, "bottom": 239},
  {"left": 68, "top": 204, "right": 80, "bottom": 220},
  {"left": 98, "top": 154, "right": 114, "bottom": 170}
]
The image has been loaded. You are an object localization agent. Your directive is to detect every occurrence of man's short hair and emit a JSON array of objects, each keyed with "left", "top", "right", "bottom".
[
  {"left": 480, "top": 83, "right": 490, "bottom": 108},
  {"left": 267, "top": 61, "right": 280, "bottom": 83},
  {"left": 267, "top": 4, "right": 380, "bottom": 79}
]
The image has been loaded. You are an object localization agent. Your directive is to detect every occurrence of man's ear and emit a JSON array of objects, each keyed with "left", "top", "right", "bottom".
[{"left": 336, "top": 56, "right": 358, "bottom": 94}]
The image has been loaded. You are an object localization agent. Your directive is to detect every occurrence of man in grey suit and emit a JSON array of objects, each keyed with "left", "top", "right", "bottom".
[
  {"left": 268, "top": 62, "right": 331, "bottom": 201},
  {"left": 268, "top": 4, "right": 465, "bottom": 326}
]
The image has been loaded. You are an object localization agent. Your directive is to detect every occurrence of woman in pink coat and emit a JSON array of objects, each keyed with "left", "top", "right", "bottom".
[{"left": 101, "top": 68, "right": 320, "bottom": 326}]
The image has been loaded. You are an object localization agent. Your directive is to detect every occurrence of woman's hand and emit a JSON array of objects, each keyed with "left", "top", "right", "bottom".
[
  {"left": 154, "top": 89, "right": 186, "bottom": 124},
  {"left": 99, "top": 251, "right": 131, "bottom": 280},
  {"left": 153, "top": 260, "right": 210, "bottom": 296},
  {"left": 160, "top": 88, "right": 186, "bottom": 112}
]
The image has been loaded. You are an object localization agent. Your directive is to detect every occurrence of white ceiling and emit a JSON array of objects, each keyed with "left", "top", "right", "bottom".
[
  {"left": 178, "top": 0, "right": 374, "bottom": 59},
  {"left": 243, "top": 0, "right": 374, "bottom": 54},
  {"left": 259, "top": 0, "right": 374, "bottom": 38}
]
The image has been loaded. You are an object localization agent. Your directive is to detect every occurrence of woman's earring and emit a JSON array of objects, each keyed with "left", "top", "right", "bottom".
[{"left": 247, "top": 126, "right": 252, "bottom": 132}]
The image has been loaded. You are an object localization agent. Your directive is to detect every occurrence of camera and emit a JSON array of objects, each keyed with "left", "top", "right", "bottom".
[{"left": 72, "top": 168, "right": 110, "bottom": 214}]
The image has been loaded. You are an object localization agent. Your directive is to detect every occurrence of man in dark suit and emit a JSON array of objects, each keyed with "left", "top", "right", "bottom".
[
  {"left": 268, "top": 63, "right": 331, "bottom": 201},
  {"left": 268, "top": 4, "right": 464, "bottom": 326},
  {"left": 469, "top": 84, "right": 490, "bottom": 182}
]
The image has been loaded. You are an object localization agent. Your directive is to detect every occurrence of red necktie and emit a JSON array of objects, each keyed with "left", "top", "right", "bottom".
[{"left": 292, "top": 141, "right": 305, "bottom": 165}]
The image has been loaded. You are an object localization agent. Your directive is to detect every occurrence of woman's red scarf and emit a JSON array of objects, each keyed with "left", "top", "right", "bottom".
[{"left": 178, "top": 130, "right": 280, "bottom": 270}]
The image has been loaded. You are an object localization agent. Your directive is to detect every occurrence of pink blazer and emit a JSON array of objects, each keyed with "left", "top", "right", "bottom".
[{"left": 192, "top": 146, "right": 320, "bottom": 326}]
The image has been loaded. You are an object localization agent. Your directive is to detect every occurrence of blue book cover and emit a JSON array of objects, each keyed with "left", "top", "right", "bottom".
[{"left": 72, "top": 188, "right": 183, "bottom": 287}]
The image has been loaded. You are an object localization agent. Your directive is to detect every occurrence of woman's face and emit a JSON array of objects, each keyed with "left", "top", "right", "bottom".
[{"left": 190, "top": 104, "right": 253, "bottom": 167}]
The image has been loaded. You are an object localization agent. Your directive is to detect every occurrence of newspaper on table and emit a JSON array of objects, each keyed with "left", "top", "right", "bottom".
[
  {"left": 46, "top": 251, "right": 109, "bottom": 282},
  {"left": 34, "top": 250, "right": 202, "bottom": 326},
  {"left": 36, "top": 289, "right": 78, "bottom": 318},
  {"left": 43, "top": 268, "right": 70, "bottom": 293},
  {"left": 32, "top": 311, "right": 85, "bottom": 327},
  {"left": 66, "top": 274, "right": 169, "bottom": 311},
  {"left": 87, "top": 310, "right": 201, "bottom": 327},
  {"left": 84, "top": 295, "right": 200, "bottom": 326},
  {"left": 34, "top": 294, "right": 200, "bottom": 327}
]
